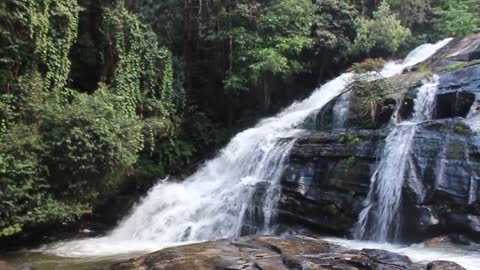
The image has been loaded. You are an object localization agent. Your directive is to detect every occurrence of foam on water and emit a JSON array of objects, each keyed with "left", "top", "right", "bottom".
[{"left": 323, "top": 237, "right": 480, "bottom": 270}]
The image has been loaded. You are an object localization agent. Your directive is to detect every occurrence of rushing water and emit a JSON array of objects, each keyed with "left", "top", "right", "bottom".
[
  {"left": 323, "top": 237, "right": 480, "bottom": 270},
  {"left": 37, "top": 38, "right": 453, "bottom": 260},
  {"left": 354, "top": 76, "right": 440, "bottom": 242},
  {"left": 332, "top": 91, "right": 351, "bottom": 129}
]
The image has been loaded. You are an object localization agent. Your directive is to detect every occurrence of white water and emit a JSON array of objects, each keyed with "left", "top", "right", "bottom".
[
  {"left": 332, "top": 91, "right": 351, "bottom": 129},
  {"left": 44, "top": 38, "right": 452, "bottom": 257},
  {"left": 324, "top": 237, "right": 480, "bottom": 270},
  {"left": 354, "top": 76, "right": 440, "bottom": 242}
]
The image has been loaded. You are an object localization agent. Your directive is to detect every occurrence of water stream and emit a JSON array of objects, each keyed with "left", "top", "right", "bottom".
[
  {"left": 324, "top": 237, "right": 480, "bottom": 270},
  {"left": 332, "top": 91, "right": 351, "bottom": 129},
  {"left": 354, "top": 76, "right": 440, "bottom": 242},
  {"left": 25, "top": 38, "right": 459, "bottom": 267}
]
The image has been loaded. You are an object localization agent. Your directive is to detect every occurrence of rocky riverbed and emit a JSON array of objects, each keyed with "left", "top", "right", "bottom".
[{"left": 108, "top": 235, "right": 467, "bottom": 270}]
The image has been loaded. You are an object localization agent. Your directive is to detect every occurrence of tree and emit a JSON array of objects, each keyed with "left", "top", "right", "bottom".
[
  {"left": 311, "top": 0, "right": 359, "bottom": 81},
  {"left": 224, "top": 0, "right": 314, "bottom": 111},
  {"left": 432, "top": 0, "right": 480, "bottom": 38},
  {"left": 388, "top": 0, "right": 431, "bottom": 28},
  {"left": 351, "top": 1, "right": 411, "bottom": 56}
]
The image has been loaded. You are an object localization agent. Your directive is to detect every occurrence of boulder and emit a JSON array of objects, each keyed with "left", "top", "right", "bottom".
[
  {"left": 108, "top": 235, "right": 441, "bottom": 270},
  {"left": 0, "top": 262, "right": 15, "bottom": 270},
  {"left": 442, "top": 33, "right": 480, "bottom": 62},
  {"left": 424, "top": 33, "right": 480, "bottom": 70},
  {"left": 427, "top": 261, "right": 466, "bottom": 270}
]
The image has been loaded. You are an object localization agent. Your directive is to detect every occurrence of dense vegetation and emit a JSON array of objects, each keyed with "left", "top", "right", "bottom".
[{"left": 0, "top": 0, "right": 478, "bottom": 241}]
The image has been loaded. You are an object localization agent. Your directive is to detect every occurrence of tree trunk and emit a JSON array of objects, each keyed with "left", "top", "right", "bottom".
[
  {"left": 183, "top": 0, "right": 193, "bottom": 94},
  {"left": 317, "top": 50, "right": 328, "bottom": 84},
  {"left": 263, "top": 75, "right": 271, "bottom": 112}
]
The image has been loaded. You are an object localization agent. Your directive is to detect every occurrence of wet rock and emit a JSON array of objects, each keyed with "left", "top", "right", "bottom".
[
  {"left": 0, "top": 262, "right": 15, "bottom": 270},
  {"left": 438, "top": 63, "right": 480, "bottom": 95},
  {"left": 279, "top": 130, "right": 386, "bottom": 235},
  {"left": 427, "top": 261, "right": 466, "bottom": 270},
  {"left": 425, "top": 235, "right": 454, "bottom": 247},
  {"left": 412, "top": 206, "right": 440, "bottom": 233},
  {"left": 109, "top": 235, "right": 444, "bottom": 270},
  {"left": 442, "top": 33, "right": 480, "bottom": 62},
  {"left": 425, "top": 33, "right": 480, "bottom": 69},
  {"left": 361, "top": 249, "right": 413, "bottom": 268},
  {"left": 446, "top": 214, "right": 480, "bottom": 240},
  {"left": 426, "top": 234, "right": 478, "bottom": 247},
  {"left": 285, "top": 118, "right": 480, "bottom": 242},
  {"left": 435, "top": 92, "right": 475, "bottom": 119}
]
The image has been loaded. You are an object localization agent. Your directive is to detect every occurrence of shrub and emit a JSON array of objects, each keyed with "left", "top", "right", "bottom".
[
  {"left": 350, "top": 58, "right": 386, "bottom": 74},
  {"left": 433, "top": 0, "right": 480, "bottom": 38},
  {"left": 40, "top": 89, "right": 143, "bottom": 202},
  {"left": 0, "top": 125, "right": 89, "bottom": 237},
  {"left": 351, "top": 1, "right": 411, "bottom": 56}
]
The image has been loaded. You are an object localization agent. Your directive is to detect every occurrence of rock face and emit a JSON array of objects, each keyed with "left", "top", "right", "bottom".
[
  {"left": 0, "top": 262, "right": 15, "bottom": 270},
  {"left": 279, "top": 130, "right": 386, "bottom": 235},
  {"left": 279, "top": 34, "right": 480, "bottom": 243},
  {"left": 109, "top": 235, "right": 463, "bottom": 270}
]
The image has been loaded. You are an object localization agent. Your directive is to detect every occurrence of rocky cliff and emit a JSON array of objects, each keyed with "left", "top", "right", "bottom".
[{"left": 279, "top": 33, "right": 480, "bottom": 243}]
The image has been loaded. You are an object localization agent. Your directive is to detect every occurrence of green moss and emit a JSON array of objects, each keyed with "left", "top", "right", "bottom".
[
  {"left": 444, "top": 62, "right": 466, "bottom": 73},
  {"left": 446, "top": 141, "right": 465, "bottom": 160},
  {"left": 338, "top": 132, "right": 361, "bottom": 145},
  {"left": 343, "top": 156, "right": 357, "bottom": 170},
  {"left": 416, "top": 64, "right": 434, "bottom": 77},
  {"left": 326, "top": 204, "right": 338, "bottom": 216},
  {"left": 453, "top": 122, "right": 468, "bottom": 134}
]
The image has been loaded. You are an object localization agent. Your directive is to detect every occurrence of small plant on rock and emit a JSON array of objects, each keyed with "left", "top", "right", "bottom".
[
  {"left": 349, "top": 58, "right": 393, "bottom": 127},
  {"left": 350, "top": 58, "right": 386, "bottom": 74}
]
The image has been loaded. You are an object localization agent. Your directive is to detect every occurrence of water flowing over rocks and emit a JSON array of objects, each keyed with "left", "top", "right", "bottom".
[
  {"left": 109, "top": 235, "right": 465, "bottom": 270},
  {"left": 38, "top": 36, "right": 480, "bottom": 269},
  {"left": 280, "top": 33, "right": 480, "bottom": 243}
]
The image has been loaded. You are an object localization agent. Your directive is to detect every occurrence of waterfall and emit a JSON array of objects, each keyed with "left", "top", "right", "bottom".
[
  {"left": 354, "top": 76, "right": 440, "bottom": 242},
  {"left": 46, "top": 38, "right": 452, "bottom": 257},
  {"left": 107, "top": 73, "right": 357, "bottom": 243},
  {"left": 332, "top": 91, "right": 352, "bottom": 129}
]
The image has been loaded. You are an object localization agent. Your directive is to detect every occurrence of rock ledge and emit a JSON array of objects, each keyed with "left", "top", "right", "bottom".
[{"left": 109, "top": 235, "right": 465, "bottom": 270}]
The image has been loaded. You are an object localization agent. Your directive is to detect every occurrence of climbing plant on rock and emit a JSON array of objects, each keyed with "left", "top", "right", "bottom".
[
  {"left": 27, "top": 0, "right": 81, "bottom": 98},
  {"left": 102, "top": 2, "right": 176, "bottom": 117}
]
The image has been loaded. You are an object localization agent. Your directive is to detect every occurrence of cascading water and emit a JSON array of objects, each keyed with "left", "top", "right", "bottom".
[
  {"left": 46, "top": 38, "right": 452, "bottom": 257},
  {"left": 332, "top": 91, "right": 352, "bottom": 129},
  {"left": 354, "top": 75, "right": 440, "bottom": 242}
]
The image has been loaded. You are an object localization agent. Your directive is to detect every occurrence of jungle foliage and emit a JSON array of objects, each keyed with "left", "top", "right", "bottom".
[{"left": 0, "top": 0, "right": 479, "bottom": 240}]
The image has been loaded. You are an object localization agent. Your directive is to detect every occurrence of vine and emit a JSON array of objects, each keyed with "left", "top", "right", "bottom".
[
  {"left": 103, "top": 2, "right": 176, "bottom": 117},
  {"left": 25, "top": 0, "right": 81, "bottom": 99}
]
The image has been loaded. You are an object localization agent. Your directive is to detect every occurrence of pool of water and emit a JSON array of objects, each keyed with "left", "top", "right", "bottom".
[{"left": 0, "top": 252, "right": 118, "bottom": 270}]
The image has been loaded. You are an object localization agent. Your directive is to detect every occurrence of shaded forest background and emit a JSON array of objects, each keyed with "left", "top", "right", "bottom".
[{"left": 0, "top": 0, "right": 479, "bottom": 242}]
